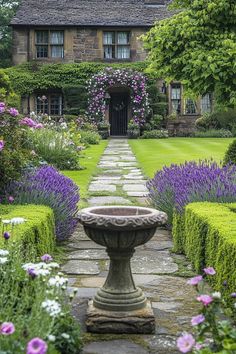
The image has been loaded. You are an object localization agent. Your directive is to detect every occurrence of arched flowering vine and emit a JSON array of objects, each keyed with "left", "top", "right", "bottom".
[{"left": 87, "top": 68, "right": 150, "bottom": 126}]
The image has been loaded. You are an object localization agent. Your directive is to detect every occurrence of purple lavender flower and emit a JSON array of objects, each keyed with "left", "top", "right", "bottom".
[
  {"left": 41, "top": 254, "right": 53, "bottom": 262},
  {"left": 0, "top": 140, "right": 4, "bottom": 152},
  {"left": 27, "top": 268, "right": 37, "bottom": 279},
  {"left": 27, "top": 337, "right": 48, "bottom": 354},
  {"left": 8, "top": 108, "right": 19, "bottom": 117},
  {"left": 3, "top": 232, "right": 10, "bottom": 240},
  {"left": 231, "top": 292, "right": 236, "bottom": 298},
  {"left": 0, "top": 322, "right": 15, "bottom": 335}
]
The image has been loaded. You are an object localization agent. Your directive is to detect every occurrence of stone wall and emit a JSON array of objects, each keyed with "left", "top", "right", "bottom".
[
  {"left": 12, "top": 28, "right": 29, "bottom": 65},
  {"left": 167, "top": 115, "right": 200, "bottom": 136}
]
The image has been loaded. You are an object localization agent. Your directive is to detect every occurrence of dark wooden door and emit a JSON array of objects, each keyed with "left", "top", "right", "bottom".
[{"left": 109, "top": 93, "right": 128, "bottom": 136}]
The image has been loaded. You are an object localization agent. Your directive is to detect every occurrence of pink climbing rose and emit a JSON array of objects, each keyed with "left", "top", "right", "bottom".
[{"left": 197, "top": 294, "right": 213, "bottom": 306}]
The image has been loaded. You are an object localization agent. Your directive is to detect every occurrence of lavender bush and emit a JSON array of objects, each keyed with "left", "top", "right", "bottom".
[
  {"left": 8, "top": 166, "right": 80, "bottom": 241},
  {"left": 147, "top": 161, "right": 236, "bottom": 225}
]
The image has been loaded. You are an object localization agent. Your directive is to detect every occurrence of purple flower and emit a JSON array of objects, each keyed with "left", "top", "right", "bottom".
[
  {"left": 3, "top": 232, "right": 10, "bottom": 240},
  {"left": 41, "top": 254, "right": 53, "bottom": 262},
  {"left": 197, "top": 294, "right": 213, "bottom": 306},
  {"left": 35, "top": 123, "right": 44, "bottom": 129},
  {"left": 27, "top": 338, "right": 48, "bottom": 354},
  {"left": 8, "top": 196, "right": 14, "bottom": 203},
  {"left": 187, "top": 275, "right": 203, "bottom": 286},
  {"left": 0, "top": 102, "right": 5, "bottom": 108},
  {"left": 203, "top": 267, "right": 216, "bottom": 275},
  {"left": 231, "top": 292, "right": 236, "bottom": 298},
  {"left": 8, "top": 108, "right": 19, "bottom": 117},
  {"left": 0, "top": 322, "right": 15, "bottom": 335},
  {"left": 19, "top": 117, "right": 37, "bottom": 128},
  {"left": 0, "top": 140, "right": 4, "bottom": 152},
  {"left": 27, "top": 268, "right": 37, "bottom": 279},
  {"left": 177, "top": 333, "right": 195, "bottom": 353},
  {"left": 191, "top": 314, "right": 205, "bottom": 326}
]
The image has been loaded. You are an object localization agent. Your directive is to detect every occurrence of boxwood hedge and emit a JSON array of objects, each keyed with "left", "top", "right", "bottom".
[
  {"left": 0, "top": 204, "right": 55, "bottom": 259},
  {"left": 173, "top": 202, "right": 236, "bottom": 299}
]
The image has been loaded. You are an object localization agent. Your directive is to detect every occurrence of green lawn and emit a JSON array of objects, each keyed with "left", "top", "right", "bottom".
[
  {"left": 129, "top": 138, "right": 234, "bottom": 178},
  {"left": 63, "top": 141, "right": 108, "bottom": 203}
]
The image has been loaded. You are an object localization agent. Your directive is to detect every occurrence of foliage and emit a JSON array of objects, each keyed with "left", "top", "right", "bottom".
[
  {"left": 0, "top": 244, "right": 82, "bottom": 353},
  {"left": 87, "top": 68, "right": 150, "bottom": 126},
  {"left": 63, "top": 85, "right": 88, "bottom": 116},
  {"left": 80, "top": 130, "right": 101, "bottom": 145},
  {"left": 147, "top": 161, "right": 236, "bottom": 225},
  {"left": 224, "top": 139, "right": 236, "bottom": 165},
  {"left": 143, "top": 0, "right": 236, "bottom": 106},
  {"left": 0, "top": 0, "right": 20, "bottom": 68},
  {"left": 0, "top": 204, "right": 55, "bottom": 256},
  {"left": 195, "top": 114, "right": 219, "bottom": 131},
  {"left": 7, "top": 166, "right": 80, "bottom": 241},
  {"left": 209, "top": 109, "right": 236, "bottom": 131},
  {"left": 177, "top": 267, "right": 236, "bottom": 353},
  {"left": 141, "top": 129, "right": 168, "bottom": 139},
  {"left": 27, "top": 128, "right": 81, "bottom": 170},
  {"left": 173, "top": 203, "right": 236, "bottom": 304},
  {"left": 0, "top": 103, "right": 31, "bottom": 193},
  {"left": 194, "top": 129, "right": 233, "bottom": 138}
]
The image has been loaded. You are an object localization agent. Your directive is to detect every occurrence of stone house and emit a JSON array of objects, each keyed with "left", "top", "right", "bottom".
[{"left": 11, "top": 0, "right": 212, "bottom": 135}]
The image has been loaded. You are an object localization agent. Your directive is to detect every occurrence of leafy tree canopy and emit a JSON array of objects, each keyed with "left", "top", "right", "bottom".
[
  {"left": 143, "top": 0, "right": 236, "bottom": 107},
  {"left": 0, "top": 0, "right": 20, "bottom": 68}
]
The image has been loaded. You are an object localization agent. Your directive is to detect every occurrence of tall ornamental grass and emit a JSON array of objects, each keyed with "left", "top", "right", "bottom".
[
  {"left": 147, "top": 160, "right": 236, "bottom": 225},
  {"left": 8, "top": 166, "right": 80, "bottom": 241}
]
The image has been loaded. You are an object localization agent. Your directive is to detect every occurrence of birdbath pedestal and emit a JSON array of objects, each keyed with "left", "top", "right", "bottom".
[{"left": 78, "top": 206, "right": 167, "bottom": 334}]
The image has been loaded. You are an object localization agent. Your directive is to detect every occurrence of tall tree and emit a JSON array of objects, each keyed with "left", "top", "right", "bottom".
[
  {"left": 0, "top": 0, "right": 20, "bottom": 68},
  {"left": 143, "top": 0, "right": 236, "bottom": 106}
]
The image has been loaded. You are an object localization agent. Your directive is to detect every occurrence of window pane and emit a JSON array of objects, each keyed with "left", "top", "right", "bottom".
[
  {"left": 104, "top": 45, "right": 114, "bottom": 59},
  {"left": 103, "top": 32, "right": 114, "bottom": 45},
  {"left": 36, "top": 97, "right": 48, "bottom": 114},
  {"left": 171, "top": 85, "right": 181, "bottom": 99},
  {"left": 201, "top": 94, "right": 211, "bottom": 113},
  {"left": 50, "top": 95, "right": 63, "bottom": 115},
  {"left": 36, "top": 31, "right": 48, "bottom": 44},
  {"left": 185, "top": 99, "right": 196, "bottom": 114},
  {"left": 117, "top": 45, "right": 130, "bottom": 59},
  {"left": 36, "top": 45, "right": 48, "bottom": 58},
  {"left": 51, "top": 45, "right": 64, "bottom": 58},
  {"left": 172, "top": 100, "right": 181, "bottom": 114},
  {"left": 117, "top": 32, "right": 129, "bottom": 44},
  {"left": 50, "top": 31, "right": 64, "bottom": 45}
]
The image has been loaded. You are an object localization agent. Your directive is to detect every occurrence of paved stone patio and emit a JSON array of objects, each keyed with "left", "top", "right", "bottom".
[{"left": 62, "top": 139, "right": 200, "bottom": 354}]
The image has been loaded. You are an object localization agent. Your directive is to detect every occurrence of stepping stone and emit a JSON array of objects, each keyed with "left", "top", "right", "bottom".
[
  {"left": 88, "top": 184, "right": 116, "bottom": 192},
  {"left": 68, "top": 249, "right": 109, "bottom": 260},
  {"left": 93, "top": 176, "right": 121, "bottom": 180},
  {"left": 88, "top": 196, "right": 132, "bottom": 206},
  {"left": 131, "top": 250, "right": 178, "bottom": 274},
  {"left": 123, "top": 184, "right": 148, "bottom": 192},
  {"left": 71, "top": 241, "right": 105, "bottom": 250},
  {"left": 82, "top": 340, "right": 149, "bottom": 354},
  {"left": 62, "top": 260, "right": 100, "bottom": 275},
  {"left": 127, "top": 191, "right": 149, "bottom": 197},
  {"left": 143, "top": 335, "right": 179, "bottom": 354},
  {"left": 145, "top": 240, "right": 173, "bottom": 251},
  {"left": 117, "top": 162, "right": 138, "bottom": 167}
]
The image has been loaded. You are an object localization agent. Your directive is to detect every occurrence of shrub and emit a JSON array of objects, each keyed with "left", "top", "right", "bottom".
[
  {"left": 0, "top": 245, "right": 82, "bottom": 353},
  {"left": 173, "top": 202, "right": 236, "bottom": 302},
  {"left": 0, "top": 204, "right": 55, "bottom": 257},
  {"left": 8, "top": 166, "right": 80, "bottom": 241},
  {"left": 80, "top": 130, "right": 100, "bottom": 145},
  {"left": 194, "top": 129, "right": 233, "bottom": 138},
  {"left": 224, "top": 139, "right": 236, "bottom": 165},
  {"left": 141, "top": 129, "right": 168, "bottom": 139},
  {"left": 147, "top": 161, "right": 236, "bottom": 226},
  {"left": 195, "top": 113, "right": 219, "bottom": 131},
  {"left": 211, "top": 108, "right": 236, "bottom": 131},
  {"left": 28, "top": 128, "right": 81, "bottom": 170}
]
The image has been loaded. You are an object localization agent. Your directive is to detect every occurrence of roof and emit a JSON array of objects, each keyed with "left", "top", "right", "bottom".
[{"left": 11, "top": 0, "right": 174, "bottom": 27}]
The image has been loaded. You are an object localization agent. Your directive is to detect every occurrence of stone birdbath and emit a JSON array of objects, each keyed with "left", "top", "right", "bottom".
[{"left": 78, "top": 205, "right": 167, "bottom": 334}]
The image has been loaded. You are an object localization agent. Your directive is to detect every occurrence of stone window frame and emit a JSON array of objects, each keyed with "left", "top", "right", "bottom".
[
  {"left": 103, "top": 30, "right": 131, "bottom": 61},
  {"left": 36, "top": 93, "right": 64, "bottom": 116},
  {"left": 35, "top": 29, "right": 64, "bottom": 59}
]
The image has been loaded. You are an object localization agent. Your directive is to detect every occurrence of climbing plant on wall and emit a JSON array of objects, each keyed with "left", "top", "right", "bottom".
[{"left": 87, "top": 68, "right": 150, "bottom": 126}]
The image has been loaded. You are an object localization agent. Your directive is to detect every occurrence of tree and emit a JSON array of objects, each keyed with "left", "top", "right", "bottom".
[
  {"left": 0, "top": 0, "right": 20, "bottom": 68},
  {"left": 143, "top": 0, "right": 236, "bottom": 107}
]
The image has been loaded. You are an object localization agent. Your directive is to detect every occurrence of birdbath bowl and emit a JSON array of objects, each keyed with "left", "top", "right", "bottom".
[{"left": 78, "top": 206, "right": 167, "bottom": 312}]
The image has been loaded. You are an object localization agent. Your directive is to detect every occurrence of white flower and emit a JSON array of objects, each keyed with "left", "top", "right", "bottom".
[
  {"left": 48, "top": 275, "right": 68, "bottom": 288},
  {"left": 0, "top": 250, "right": 9, "bottom": 256},
  {"left": 2, "top": 220, "right": 11, "bottom": 224},
  {"left": 61, "top": 333, "right": 70, "bottom": 339},
  {"left": 48, "top": 335, "right": 56, "bottom": 342},
  {"left": 0, "top": 257, "right": 8, "bottom": 264},
  {"left": 212, "top": 292, "right": 221, "bottom": 299},
  {"left": 10, "top": 217, "right": 27, "bottom": 225},
  {"left": 47, "top": 262, "right": 59, "bottom": 269},
  {"left": 41, "top": 299, "right": 61, "bottom": 317}
]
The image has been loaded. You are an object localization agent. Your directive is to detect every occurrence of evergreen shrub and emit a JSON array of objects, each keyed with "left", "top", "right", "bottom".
[{"left": 224, "top": 139, "right": 236, "bottom": 165}]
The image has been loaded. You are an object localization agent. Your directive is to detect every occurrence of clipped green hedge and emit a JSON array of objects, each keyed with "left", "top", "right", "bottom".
[
  {"left": 0, "top": 204, "right": 55, "bottom": 259},
  {"left": 173, "top": 202, "right": 236, "bottom": 299}
]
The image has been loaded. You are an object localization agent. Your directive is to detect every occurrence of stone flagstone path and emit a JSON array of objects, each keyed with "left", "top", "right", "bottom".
[{"left": 62, "top": 139, "right": 200, "bottom": 354}]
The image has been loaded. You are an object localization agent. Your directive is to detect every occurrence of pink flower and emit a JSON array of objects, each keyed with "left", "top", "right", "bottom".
[
  {"left": 177, "top": 333, "right": 195, "bottom": 353},
  {"left": 0, "top": 102, "right": 5, "bottom": 108},
  {"left": 41, "top": 254, "right": 53, "bottom": 262},
  {"left": 0, "top": 106, "right": 5, "bottom": 114},
  {"left": 0, "top": 140, "right": 4, "bottom": 152},
  {"left": 203, "top": 267, "right": 216, "bottom": 275},
  {"left": 191, "top": 314, "right": 205, "bottom": 326},
  {"left": 187, "top": 275, "right": 203, "bottom": 286},
  {"left": 35, "top": 123, "right": 44, "bottom": 129},
  {"left": 195, "top": 343, "right": 203, "bottom": 350},
  {"left": 27, "top": 338, "right": 48, "bottom": 354},
  {"left": 8, "top": 196, "right": 14, "bottom": 203},
  {"left": 8, "top": 108, "right": 19, "bottom": 117},
  {"left": 197, "top": 294, "right": 213, "bottom": 306},
  {"left": 0, "top": 322, "right": 15, "bottom": 335}
]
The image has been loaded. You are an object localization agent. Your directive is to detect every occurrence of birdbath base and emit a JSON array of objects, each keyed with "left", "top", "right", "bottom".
[{"left": 86, "top": 299, "right": 155, "bottom": 334}]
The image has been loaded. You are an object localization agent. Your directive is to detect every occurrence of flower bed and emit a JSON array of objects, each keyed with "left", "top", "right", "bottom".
[
  {"left": 0, "top": 204, "right": 55, "bottom": 257},
  {"left": 173, "top": 202, "right": 236, "bottom": 302}
]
